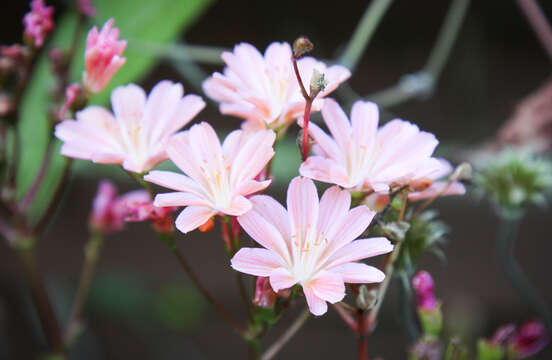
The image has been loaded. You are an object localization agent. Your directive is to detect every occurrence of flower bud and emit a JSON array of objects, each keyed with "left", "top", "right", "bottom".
[
  {"left": 253, "top": 277, "right": 276, "bottom": 308},
  {"left": 381, "top": 221, "right": 410, "bottom": 243},
  {"left": 449, "top": 162, "right": 472, "bottom": 182},
  {"left": 508, "top": 320, "right": 549, "bottom": 359},
  {"left": 89, "top": 180, "right": 124, "bottom": 234},
  {"left": 412, "top": 270, "right": 442, "bottom": 336},
  {"left": 78, "top": 0, "right": 96, "bottom": 17},
  {"left": 23, "top": 0, "right": 54, "bottom": 48},
  {"left": 83, "top": 19, "right": 127, "bottom": 94},
  {"left": 118, "top": 193, "right": 176, "bottom": 234},
  {"left": 356, "top": 285, "right": 377, "bottom": 310},
  {"left": 309, "top": 69, "right": 327, "bottom": 99},
  {"left": 58, "top": 83, "right": 85, "bottom": 120},
  {"left": 198, "top": 217, "right": 214, "bottom": 232},
  {"left": 293, "top": 36, "right": 313, "bottom": 58},
  {"left": 409, "top": 337, "right": 441, "bottom": 360}
]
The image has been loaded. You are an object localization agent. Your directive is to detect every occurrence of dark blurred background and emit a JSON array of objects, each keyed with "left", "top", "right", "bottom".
[{"left": 1, "top": 0, "right": 551, "bottom": 359}]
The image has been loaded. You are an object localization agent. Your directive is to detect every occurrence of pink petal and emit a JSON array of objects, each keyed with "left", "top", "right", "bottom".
[
  {"left": 323, "top": 237, "right": 393, "bottom": 269},
  {"left": 350, "top": 101, "right": 379, "bottom": 147},
  {"left": 330, "top": 263, "right": 385, "bottom": 284},
  {"left": 248, "top": 195, "right": 291, "bottom": 241},
  {"left": 317, "top": 185, "right": 351, "bottom": 240},
  {"left": 110, "top": 84, "right": 146, "bottom": 129},
  {"left": 231, "top": 248, "right": 285, "bottom": 276},
  {"left": 299, "top": 156, "right": 351, "bottom": 188},
  {"left": 287, "top": 177, "right": 319, "bottom": 247},
  {"left": 234, "top": 179, "right": 272, "bottom": 197},
  {"left": 153, "top": 192, "right": 210, "bottom": 208},
  {"left": 321, "top": 98, "right": 351, "bottom": 150},
  {"left": 304, "top": 120, "right": 342, "bottom": 161},
  {"left": 230, "top": 130, "right": 275, "bottom": 188},
  {"left": 238, "top": 205, "right": 291, "bottom": 264},
  {"left": 269, "top": 267, "right": 297, "bottom": 292},
  {"left": 309, "top": 270, "right": 345, "bottom": 304},
  {"left": 303, "top": 284, "right": 328, "bottom": 316},
  {"left": 144, "top": 170, "right": 206, "bottom": 197},
  {"left": 219, "top": 195, "right": 252, "bottom": 216},
  {"left": 409, "top": 181, "right": 466, "bottom": 201},
  {"left": 174, "top": 206, "right": 216, "bottom": 233}
]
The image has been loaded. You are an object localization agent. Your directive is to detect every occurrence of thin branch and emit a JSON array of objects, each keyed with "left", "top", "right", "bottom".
[
  {"left": 338, "top": 0, "right": 395, "bottom": 71},
  {"left": 516, "top": 0, "right": 552, "bottom": 61},
  {"left": 364, "top": 0, "right": 470, "bottom": 108},
  {"left": 261, "top": 308, "right": 310, "bottom": 360}
]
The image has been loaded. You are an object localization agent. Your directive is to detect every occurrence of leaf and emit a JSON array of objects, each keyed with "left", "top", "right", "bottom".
[{"left": 17, "top": 0, "right": 214, "bottom": 222}]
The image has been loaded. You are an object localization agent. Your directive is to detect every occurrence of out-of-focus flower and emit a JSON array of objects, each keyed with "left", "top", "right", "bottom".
[
  {"left": 508, "top": 320, "right": 549, "bottom": 359},
  {"left": 412, "top": 270, "right": 442, "bottom": 337},
  {"left": 202, "top": 42, "right": 350, "bottom": 131},
  {"left": 253, "top": 277, "right": 277, "bottom": 308},
  {"left": 120, "top": 196, "right": 176, "bottom": 234},
  {"left": 23, "top": 0, "right": 54, "bottom": 48},
  {"left": 474, "top": 148, "right": 552, "bottom": 218},
  {"left": 83, "top": 19, "right": 126, "bottom": 93},
  {"left": 78, "top": 0, "right": 96, "bottom": 17},
  {"left": 231, "top": 177, "right": 393, "bottom": 316},
  {"left": 299, "top": 99, "right": 443, "bottom": 193},
  {"left": 412, "top": 270, "right": 437, "bottom": 311},
  {"left": 409, "top": 338, "right": 441, "bottom": 360},
  {"left": 55, "top": 80, "right": 205, "bottom": 173},
  {"left": 144, "top": 123, "right": 275, "bottom": 234}
]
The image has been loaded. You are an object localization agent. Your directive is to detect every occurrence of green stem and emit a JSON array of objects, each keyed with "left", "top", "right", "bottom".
[
  {"left": 398, "top": 271, "right": 420, "bottom": 341},
  {"left": 65, "top": 231, "right": 104, "bottom": 344},
  {"left": 497, "top": 215, "right": 552, "bottom": 332},
  {"left": 158, "top": 231, "right": 247, "bottom": 335},
  {"left": 17, "top": 245, "right": 64, "bottom": 355},
  {"left": 338, "top": 0, "right": 395, "bottom": 71}
]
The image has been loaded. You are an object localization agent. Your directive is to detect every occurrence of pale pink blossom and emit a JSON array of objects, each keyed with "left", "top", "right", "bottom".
[
  {"left": 300, "top": 99, "right": 445, "bottom": 193},
  {"left": 231, "top": 177, "right": 393, "bottom": 316},
  {"left": 83, "top": 19, "right": 126, "bottom": 93},
  {"left": 55, "top": 80, "right": 205, "bottom": 173},
  {"left": 144, "top": 122, "right": 275, "bottom": 234},
  {"left": 23, "top": 0, "right": 54, "bottom": 48},
  {"left": 202, "top": 42, "right": 351, "bottom": 131}
]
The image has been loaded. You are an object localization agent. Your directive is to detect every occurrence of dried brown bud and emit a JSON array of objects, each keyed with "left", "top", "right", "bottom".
[{"left": 293, "top": 36, "right": 313, "bottom": 58}]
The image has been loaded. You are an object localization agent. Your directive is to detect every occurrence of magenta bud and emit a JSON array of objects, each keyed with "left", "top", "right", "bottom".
[
  {"left": 508, "top": 320, "right": 549, "bottom": 359},
  {"left": 23, "top": 0, "right": 54, "bottom": 48},
  {"left": 89, "top": 180, "right": 123, "bottom": 234},
  {"left": 78, "top": 0, "right": 96, "bottom": 17},
  {"left": 412, "top": 270, "right": 438, "bottom": 311},
  {"left": 253, "top": 277, "right": 276, "bottom": 308}
]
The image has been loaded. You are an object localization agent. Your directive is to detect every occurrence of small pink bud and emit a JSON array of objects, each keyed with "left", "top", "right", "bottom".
[
  {"left": 78, "top": 0, "right": 96, "bottom": 17},
  {"left": 508, "top": 320, "right": 549, "bottom": 359},
  {"left": 89, "top": 180, "right": 124, "bottom": 234},
  {"left": 119, "top": 196, "right": 176, "bottom": 234},
  {"left": 23, "top": 0, "right": 54, "bottom": 48},
  {"left": 412, "top": 270, "right": 438, "bottom": 311},
  {"left": 253, "top": 277, "right": 276, "bottom": 308},
  {"left": 58, "top": 83, "right": 84, "bottom": 120},
  {"left": 83, "top": 19, "right": 127, "bottom": 93}
]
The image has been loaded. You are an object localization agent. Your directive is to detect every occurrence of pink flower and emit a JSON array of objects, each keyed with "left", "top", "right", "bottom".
[
  {"left": 253, "top": 277, "right": 277, "bottom": 308},
  {"left": 231, "top": 177, "right": 393, "bottom": 316},
  {"left": 509, "top": 320, "right": 549, "bottom": 359},
  {"left": 144, "top": 122, "right": 275, "bottom": 234},
  {"left": 299, "top": 99, "right": 444, "bottom": 193},
  {"left": 202, "top": 42, "right": 350, "bottom": 131},
  {"left": 23, "top": 0, "right": 54, "bottom": 48},
  {"left": 412, "top": 270, "right": 438, "bottom": 311},
  {"left": 119, "top": 196, "right": 176, "bottom": 234},
  {"left": 55, "top": 80, "right": 205, "bottom": 173},
  {"left": 83, "top": 19, "right": 126, "bottom": 93}
]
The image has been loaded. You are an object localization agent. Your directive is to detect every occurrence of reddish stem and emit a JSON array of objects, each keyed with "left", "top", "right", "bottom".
[
  {"left": 301, "top": 99, "right": 313, "bottom": 160},
  {"left": 357, "top": 311, "right": 369, "bottom": 360},
  {"left": 292, "top": 56, "right": 309, "bottom": 101}
]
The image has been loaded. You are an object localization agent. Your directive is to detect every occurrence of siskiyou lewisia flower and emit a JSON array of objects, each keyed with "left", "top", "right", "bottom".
[{"left": 231, "top": 177, "right": 393, "bottom": 316}]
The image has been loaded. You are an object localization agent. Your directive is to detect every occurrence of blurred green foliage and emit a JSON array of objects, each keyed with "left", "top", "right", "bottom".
[{"left": 17, "top": 0, "right": 214, "bottom": 222}]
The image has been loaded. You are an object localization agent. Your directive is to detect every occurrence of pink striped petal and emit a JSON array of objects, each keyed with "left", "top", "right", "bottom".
[
  {"left": 219, "top": 195, "right": 252, "bottom": 216},
  {"left": 269, "top": 267, "right": 297, "bottom": 292},
  {"left": 235, "top": 179, "right": 272, "bottom": 197},
  {"left": 299, "top": 156, "right": 350, "bottom": 188},
  {"left": 330, "top": 263, "right": 385, "bottom": 284},
  {"left": 309, "top": 270, "right": 345, "bottom": 304},
  {"left": 144, "top": 170, "right": 205, "bottom": 197},
  {"left": 174, "top": 206, "right": 216, "bottom": 234},
  {"left": 303, "top": 284, "right": 328, "bottom": 316},
  {"left": 321, "top": 98, "right": 351, "bottom": 150},
  {"left": 248, "top": 195, "right": 291, "bottom": 241},
  {"left": 351, "top": 101, "right": 378, "bottom": 147},
  {"left": 153, "top": 192, "right": 210, "bottom": 208},
  {"left": 287, "top": 177, "right": 319, "bottom": 244},
  {"left": 323, "top": 237, "right": 393, "bottom": 270},
  {"left": 231, "top": 248, "right": 284, "bottom": 276}
]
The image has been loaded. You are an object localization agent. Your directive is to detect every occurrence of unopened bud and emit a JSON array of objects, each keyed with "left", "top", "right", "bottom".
[
  {"left": 293, "top": 36, "right": 313, "bottom": 58},
  {"left": 449, "top": 162, "right": 472, "bottom": 182},
  {"left": 381, "top": 221, "right": 410, "bottom": 242},
  {"left": 309, "top": 69, "right": 327, "bottom": 98},
  {"left": 58, "top": 83, "right": 85, "bottom": 121},
  {"left": 356, "top": 285, "right": 377, "bottom": 310},
  {"left": 198, "top": 217, "right": 214, "bottom": 233},
  {"left": 410, "top": 177, "right": 433, "bottom": 192},
  {"left": 508, "top": 320, "right": 549, "bottom": 359},
  {"left": 253, "top": 277, "right": 276, "bottom": 308}
]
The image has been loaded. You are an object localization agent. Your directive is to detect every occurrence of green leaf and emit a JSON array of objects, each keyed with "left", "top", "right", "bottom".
[{"left": 17, "top": 0, "right": 214, "bottom": 222}]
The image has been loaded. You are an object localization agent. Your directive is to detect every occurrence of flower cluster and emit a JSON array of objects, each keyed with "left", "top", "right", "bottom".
[
  {"left": 56, "top": 37, "right": 466, "bottom": 317},
  {"left": 23, "top": 0, "right": 54, "bottom": 48}
]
